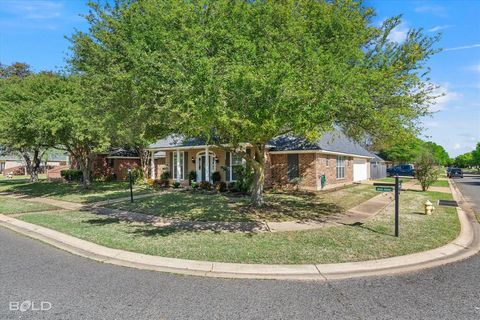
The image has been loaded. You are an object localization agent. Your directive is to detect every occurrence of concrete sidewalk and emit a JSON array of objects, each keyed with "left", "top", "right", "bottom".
[{"left": 0, "top": 179, "right": 478, "bottom": 280}]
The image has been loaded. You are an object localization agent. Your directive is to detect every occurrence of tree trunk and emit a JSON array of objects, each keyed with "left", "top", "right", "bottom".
[
  {"left": 29, "top": 150, "right": 41, "bottom": 182},
  {"left": 76, "top": 154, "right": 92, "bottom": 188},
  {"left": 22, "top": 153, "right": 32, "bottom": 177},
  {"left": 137, "top": 147, "right": 151, "bottom": 182},
  {"left": 250, "top": 144, "right": 266, "bottom": 207}
]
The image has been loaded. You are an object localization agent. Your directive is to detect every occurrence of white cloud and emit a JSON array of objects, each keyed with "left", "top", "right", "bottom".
[
  {"left": 453, "top": 143, "right": 461, "bottom": 150},
  {"left": 444, "top": 44, "right": 480, "bottom": 51},
  {"left": 428, "top": 25, "right": 452, "bottom": 32},
  {"left": 0, "top": 1, "right": 64, "bottom": 19},
  {"left": 467, "top": 64, "right": 480, "bottom": 73},
  {"left": 429, "top": 84, "right": 462, "bottom": 112},
  {"left": 415, "top": 5, "right": 447, "bottom": 17},
  {"left": 388, "top": 23, "right": 409, "bottom": 43}
]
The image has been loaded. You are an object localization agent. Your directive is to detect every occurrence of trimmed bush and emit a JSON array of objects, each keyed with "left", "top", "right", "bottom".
[
  {"left": 214, "top": 181, "right": 227, "bottom": 192},
  {"left": 188, "top": 171, "right": 197, "bottom": 185},
  {"left": 211, "top": 171, "right": 221, "bottom": 183},
  {"left": 199, "top": 181, "right": 212, "bottom": 190},
  {"left": 60, "top": 169, "right": 83, "bottom": 182},
  {"left": 172, "top": 181, "right": 181, "bottom": 189}
]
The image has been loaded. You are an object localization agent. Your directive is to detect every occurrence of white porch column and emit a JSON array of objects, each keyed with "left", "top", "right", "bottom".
[
  {"left": 205, "top": 146, "right": 210, "bottom": 182},
  {"left": 150, "top": 151, "right": 155, "bottom": 179},
  {"left": 176, "top": 149, "right": 181, "bottom": 182}
]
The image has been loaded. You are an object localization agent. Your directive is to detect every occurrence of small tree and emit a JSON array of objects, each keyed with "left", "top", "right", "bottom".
[{"left": 415, "top": 151, "right": 439, "bottom": 191}]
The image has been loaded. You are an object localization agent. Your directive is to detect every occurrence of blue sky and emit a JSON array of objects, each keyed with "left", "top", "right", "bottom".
[{"left": 0, "top": 0, "right": 479, "bottom": 157}]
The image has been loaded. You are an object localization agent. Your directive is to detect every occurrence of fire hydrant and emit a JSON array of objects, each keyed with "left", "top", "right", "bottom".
[{"left": 424, "top": 200, "right": 435, "bottom": 215}]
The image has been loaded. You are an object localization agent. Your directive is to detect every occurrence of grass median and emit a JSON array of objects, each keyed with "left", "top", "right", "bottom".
[{"left": 17, "top": 190, "right": 459, "bottom": 264}]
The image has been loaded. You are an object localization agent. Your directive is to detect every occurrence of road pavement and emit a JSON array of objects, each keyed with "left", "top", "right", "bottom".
[
  {"left": 1, "top": 177, "right": 479, "bottom": 320},
  {"left": 453, "top": 173, "right": 480, "bottom": 212}
]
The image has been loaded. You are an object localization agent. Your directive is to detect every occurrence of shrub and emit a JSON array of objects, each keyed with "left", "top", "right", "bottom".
[
  {"left": 60, "top": 169, "right": 83, "bottom": 182},
  {"left": 415, "top": 151, "right": 439, "bottom": 191},
  {"left": 188, "top": 171, "right": 197, "bottom": 185},
  {"left": 232, "top": 166, "right": 253, "bottom": 193},
  {"left": 214, "top": 181, "right": 227, "bottom": 192},
  {"left": 211, "top": 171, "right": 221, "bottom": 183},
  {"left": 172, "top": 181, "right": 181, "bottom": 189},
  {"left": 228, "top": 182, "right": 240, "bottom": 192},
  {"left": 160, "top": 171, "right": 170, "bottom": 180},
  {"left": 146, "top": 178, "right": 155, "bottom": 186},
  {"left": 129, "top": 167, "right": 143, "bottom": 184},
  {"left": 191, "top": 181, "right": 199, "bottom": 189},
  {"left": 104, "top": 173, "right": 117, "bottom": 182},
  {"left": 199, "top": 181, "right": 212, "bottom": 190}
]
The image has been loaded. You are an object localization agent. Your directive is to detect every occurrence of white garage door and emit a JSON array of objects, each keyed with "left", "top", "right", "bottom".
[{"left": 353, "top": 160, "right": 368, "bottom": 182}]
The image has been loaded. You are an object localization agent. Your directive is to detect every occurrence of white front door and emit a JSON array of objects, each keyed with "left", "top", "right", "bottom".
[
  {"left": 353, "top": 160, "right": 368, "bottom": 182},
  {"left": 196, "top": 152, "right": 216, "bottom": 182}
]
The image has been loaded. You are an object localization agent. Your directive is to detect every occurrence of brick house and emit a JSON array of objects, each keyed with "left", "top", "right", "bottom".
[
  {"left": 92, "top": 148, "right": 166, "bottom": 181},
  {"left": 147, "top": 131, "right": 374, "bottom": 191}
]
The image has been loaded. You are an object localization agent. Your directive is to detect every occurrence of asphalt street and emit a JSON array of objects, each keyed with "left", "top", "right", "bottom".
[
  {"left": 454, "top": 173, "right": 480, "bottom": 212},
  {"left": 1, "top": 176, "right": 479, "bottom": 320}
]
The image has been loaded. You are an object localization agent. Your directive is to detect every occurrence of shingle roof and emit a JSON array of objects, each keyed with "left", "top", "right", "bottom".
[
  {"left": 268, "top": 131, "right": 373, "bottom": 157},
  {"left": 108, "top": 148, "right": 140, "bottom": 158},
  {"left": 149, "top": 131, "right": 373, "bottom": 158},
  {"left": 148, "top": 135, "right": 206, "bottom": 149}
]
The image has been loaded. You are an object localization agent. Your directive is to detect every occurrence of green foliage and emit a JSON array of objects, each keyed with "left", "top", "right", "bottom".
[
  {"left": 70, "top": 0, "right": 439, "bottom": 204},
  {"left": 129, "top": 167, "right": 144, "bottom": 184},
  {"left": 211, "top": 171, "right": 221, "bottom": 183},
  {"left": 471, "top": 143, "right": 480, "bottom": 168},
  {"left": 454, "top": 152, "right": 473, "bottom": 168},
  {"left": 191, "top": 181, "right": 198, "bottom": 189},
  {"left": 60, "top": 169, "right": 83, "bottom": 182},
  {"left": 172, "top": 181, "right": 181, "bottom": 189},
  {"left": 414, "top": 152, "right": 439, "bottom": 191},
  {"left": 188, "top": 171, "right": 197, "bottom": 185},
  {"left": 232, "top": 166, "right": 254, "bottom": 194},
  {"left": 160, "top": 171, "right": 170, "bottom": 180},
  {"left": 422, "top": 141, "right": 449, "bottom": 166},
  {"left": 214, "top": 181, "right": 227, "bottom": 193},
  {"left": 199, "top": 181, "right": 213, "bottom": 191}
]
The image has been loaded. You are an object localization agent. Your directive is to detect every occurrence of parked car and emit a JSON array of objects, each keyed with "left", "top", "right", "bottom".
[
  {"left": 447, "top": 167, "right": 463, "bottom": 178},
  {"left": 387, "top": 164, "right": 415, "bottom": 177}
]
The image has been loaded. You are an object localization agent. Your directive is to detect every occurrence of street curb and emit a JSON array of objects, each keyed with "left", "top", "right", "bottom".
[{"left": 0, "top": 183, "right": 478, "bottom": 281}]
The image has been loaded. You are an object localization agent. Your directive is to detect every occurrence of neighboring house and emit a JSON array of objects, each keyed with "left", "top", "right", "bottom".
[
  {"left": 147, "top": 131, "right": 374, "bottom": 191},
  {"left": 93, "top": 148, "right": 166, "bottom": 181},
  {"left": 1, "top": 154, "right": 68, "bottom": 176},
  {"left": 0, "top": 155, "right": 26, "bottom": 176},
  {"left": 368, "top": 153, "right": 388, "bottom": 180}
]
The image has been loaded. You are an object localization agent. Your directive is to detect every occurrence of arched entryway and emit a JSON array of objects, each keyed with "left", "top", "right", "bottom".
[{"left": 196, "top": 151, "right": 216, "bottom": 182}]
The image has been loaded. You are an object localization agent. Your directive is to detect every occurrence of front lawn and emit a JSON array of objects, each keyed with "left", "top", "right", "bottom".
[
  {"left": 0, "top": 197, "right": 59, "bottom": 215},
  {"left": 18, "top": 190, "right": 460, "bottom": 264},
  {"left": 0, "top": 179, "right": 152, "bottom": 203},
  {"left": 104, "top": 184, "right": 378, "bottom": 222}
]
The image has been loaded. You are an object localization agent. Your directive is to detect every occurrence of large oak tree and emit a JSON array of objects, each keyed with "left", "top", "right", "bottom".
[{"left": 71, "top": 0, "right": 438, "bottom": 206}]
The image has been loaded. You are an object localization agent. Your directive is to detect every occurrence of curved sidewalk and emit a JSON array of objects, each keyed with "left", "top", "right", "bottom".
[{"left": 0, "top": 180, "right": 478, "bottom": 281}]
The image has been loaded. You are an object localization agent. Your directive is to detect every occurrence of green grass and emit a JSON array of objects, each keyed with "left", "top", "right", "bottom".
[
  {"left": 18, "top": 190, "right": 460, "bottom": 264},
  {"left": 104, "top": 184, "right": 378, "bottom": 222},
  {"left": 0, "top": 179, "right": 152, "bottom": 203},
  {"left": 430, "top": 180, "right": 450, "bottom": 187},
  {"left": 0, "top": 197, "right": 59, "bottom": 215}
]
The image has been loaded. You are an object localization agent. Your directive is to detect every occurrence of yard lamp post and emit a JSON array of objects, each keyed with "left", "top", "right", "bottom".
[{"left": 128, "top": 168, "right": 133, "bottom": 203}]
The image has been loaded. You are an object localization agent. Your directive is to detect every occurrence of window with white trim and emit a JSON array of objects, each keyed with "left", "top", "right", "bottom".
[
  {"left": 173, "top": 151, "right": 184, "bottom": 180},
  {"left": 230, "top": 153, "right": 245, "bottom": 181},
  {"left": 336, "top": 156, "right": 345, "bottom": 179}
]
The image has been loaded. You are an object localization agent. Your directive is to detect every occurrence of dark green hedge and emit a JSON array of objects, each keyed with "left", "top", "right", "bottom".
[{"left": 60, "top": 169, "right": 83, "bottom": 182}]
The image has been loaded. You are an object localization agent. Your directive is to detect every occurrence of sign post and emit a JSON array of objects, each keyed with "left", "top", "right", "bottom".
[
  {"left": 373, "top": 178, "right": 401, "bottom": 237},
  {"left": 394, "top": 175, "right": 399, "bottom": 237}
]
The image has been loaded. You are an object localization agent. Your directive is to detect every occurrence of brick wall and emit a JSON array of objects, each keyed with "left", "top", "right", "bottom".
[
  {"left": 316, "top": 154, "right": 353, "bottom": 190},
  {"left": 268, "top": 153, "right": 317, "bottom": 191},
  {"left": 114, "top": 159, "right": 141, "bottom": 180}
]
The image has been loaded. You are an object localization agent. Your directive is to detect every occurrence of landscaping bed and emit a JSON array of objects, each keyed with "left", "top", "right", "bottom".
[
  {"left": 0, "top": 179, "right": 153, "bottom": 203},
  {"left": 103, "top": 184, "right": 378, "bottom": 222},
  {"left": 17, "top": 190, "right": 459, "bottom": 264},
  {"left": 0, "top": 197, "right": 59, "bottom": 215}
]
